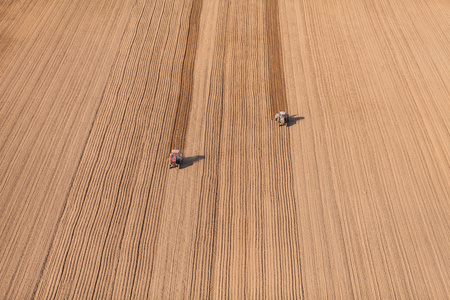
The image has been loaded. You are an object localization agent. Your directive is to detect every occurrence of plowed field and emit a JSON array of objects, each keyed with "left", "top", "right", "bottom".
[{"left": 1, "top": 0, "right": 449, "bottom": 298}]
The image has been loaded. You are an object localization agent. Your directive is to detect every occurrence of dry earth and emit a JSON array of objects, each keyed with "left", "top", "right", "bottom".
[{"left": 0, "top": 0, "right": 449, "bottom": 298}]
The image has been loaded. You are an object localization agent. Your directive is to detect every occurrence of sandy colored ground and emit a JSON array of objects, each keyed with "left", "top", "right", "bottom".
[{"left": 0, "top": 0, "right": 449, "bottom": 298}]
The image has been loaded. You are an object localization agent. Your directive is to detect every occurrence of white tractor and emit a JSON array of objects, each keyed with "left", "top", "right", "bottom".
[{"left": 274, "top": 111, "right": 289, "bottom": 126}]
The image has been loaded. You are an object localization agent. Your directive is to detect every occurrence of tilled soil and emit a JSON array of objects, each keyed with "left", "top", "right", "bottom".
[{"left": 0, "top": 0, "right": 449, "bottom": 298}]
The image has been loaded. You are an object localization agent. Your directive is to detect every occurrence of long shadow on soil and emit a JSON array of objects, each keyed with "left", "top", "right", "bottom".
[
  {"left": 180, "top": 155, "right": 205, "bottom": 169},
  {"left": 287, "top": 115, "right": 305, "bottom": 127}
]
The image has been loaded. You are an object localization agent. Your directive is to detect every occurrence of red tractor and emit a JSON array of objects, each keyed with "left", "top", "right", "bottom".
[{"left": 169, "top": 150, "right": 183, "bottom": 169}]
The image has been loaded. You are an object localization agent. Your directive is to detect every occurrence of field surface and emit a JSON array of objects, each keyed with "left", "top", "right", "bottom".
[{"left": 0, "top": 0, "right": 449, "bottom": 298}]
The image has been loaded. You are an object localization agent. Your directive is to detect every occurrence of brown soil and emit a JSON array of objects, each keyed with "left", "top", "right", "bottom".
[{"left": 0, "top": 0, "right": 449, "bottom": 298}]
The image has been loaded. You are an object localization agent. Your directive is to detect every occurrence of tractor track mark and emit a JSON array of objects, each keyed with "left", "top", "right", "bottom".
[
  {"left": 266, "top": 0, "right": 303, "bottom": 296},
  {"left": 170, "top": 0, "right": 203, "bottom": 152},
  {"left": 266, "top": 0, "right": 287, "bottom": 116}
]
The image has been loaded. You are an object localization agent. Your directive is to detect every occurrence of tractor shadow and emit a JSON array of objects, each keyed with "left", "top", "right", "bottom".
[
  {"left": 287, "top": 115, "right": 305, "bottom": 127},
  {"left": 181, "top": 155, "right": 205, "bottom": 169}
]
